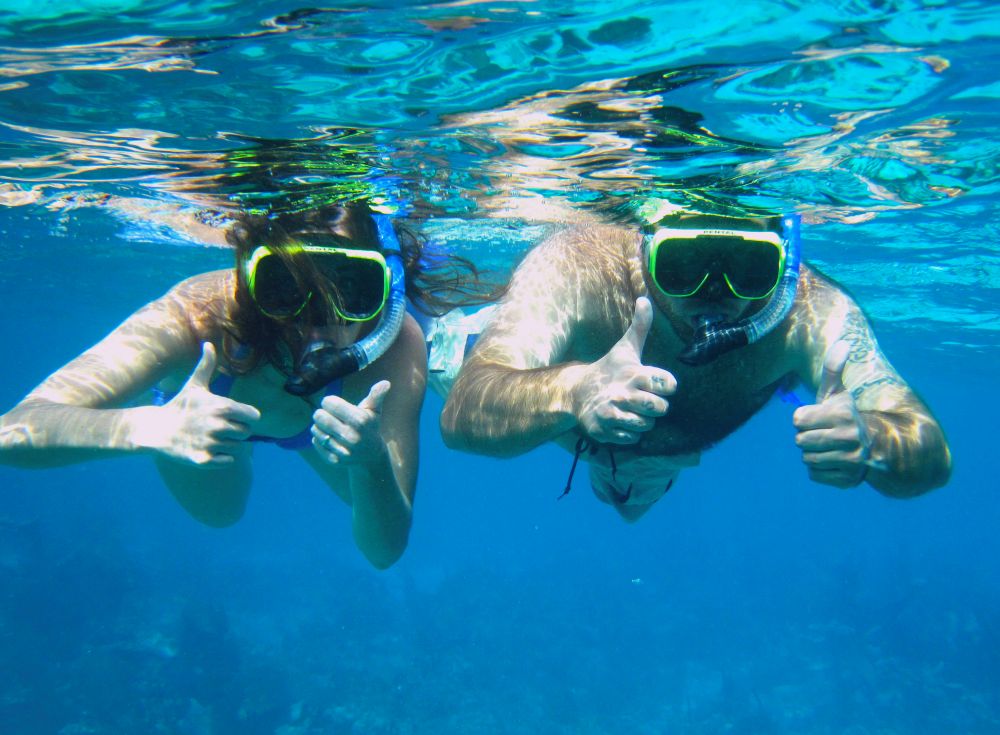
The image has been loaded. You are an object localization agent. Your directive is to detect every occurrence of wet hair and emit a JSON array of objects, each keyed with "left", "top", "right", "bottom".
[{"left": 222, "top": 203, "right": 497, "bottom": 374}]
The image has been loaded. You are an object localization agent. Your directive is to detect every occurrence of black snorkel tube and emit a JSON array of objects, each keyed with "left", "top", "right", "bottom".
[
  {"left": 284, "top": 214, "right": 407, "bottom": 396},
  {"left": 678, "top": 213, "right": 802, "bottom": 366}
]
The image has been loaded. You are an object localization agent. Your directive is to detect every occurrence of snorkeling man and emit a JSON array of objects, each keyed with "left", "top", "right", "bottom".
[{"left": 440, "top": 205, "right": 951, "bottom": 521}]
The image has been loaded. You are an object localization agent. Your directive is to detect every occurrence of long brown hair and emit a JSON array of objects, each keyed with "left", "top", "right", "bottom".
[{"left": 222, "top": 203, "right": 497, "bottom": 373}]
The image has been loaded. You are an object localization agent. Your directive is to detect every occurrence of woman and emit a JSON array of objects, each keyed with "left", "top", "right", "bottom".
[{"left": 0, "top": 203, "right": 482, "bottom": 569}]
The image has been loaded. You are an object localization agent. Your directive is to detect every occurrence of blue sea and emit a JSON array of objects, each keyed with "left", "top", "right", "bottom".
[{"left": 1, "top": 2, "right": 998, "bottom": 733}]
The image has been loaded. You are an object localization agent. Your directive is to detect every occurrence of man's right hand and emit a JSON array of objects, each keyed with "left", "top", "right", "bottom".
[
  {"left": 130, "top": 342, "right": 261, "bottom": 466},
  {"left": 572, "top": 297, "right": 675, "bottom": 445}
]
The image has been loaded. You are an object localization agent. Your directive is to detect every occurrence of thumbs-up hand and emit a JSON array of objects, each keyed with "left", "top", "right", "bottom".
[
  {"left": 135, "top": 342, "right": 261, "bottom": 466},
  {"left": 311, "top": 380, "right": 390, "bottom": 465},
  {"left": 574, "top": 297, "right": 675, "bottom": 445},
  {"left": 792, "top": 341, "right": 871, "bottom": 488}
]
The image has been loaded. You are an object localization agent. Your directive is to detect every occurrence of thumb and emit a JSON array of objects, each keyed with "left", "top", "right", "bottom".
[
  {"left": 817, "top": 341, "right": 850, "bottom": 403},
  {"left": 184, "top": 342, "right": 217, "bottom": 391},
  {"left": 359, "top": 380, "right": 391, "bottom": 415},
  {"left": 618, "top": 297, "right": 653, "bottom": 361}
]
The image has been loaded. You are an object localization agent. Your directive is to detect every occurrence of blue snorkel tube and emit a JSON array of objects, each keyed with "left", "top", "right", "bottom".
[
  {"left": 285, "top": 214, "right": 407, "bottom": 396},
  {"left": 678, "top": 213, "right": 802, "bottom": 366}
]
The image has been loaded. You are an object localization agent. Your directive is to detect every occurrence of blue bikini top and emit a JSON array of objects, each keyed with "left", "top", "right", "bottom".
[{"left": 151, "top": 366, "right": 341, "bottom": 451}]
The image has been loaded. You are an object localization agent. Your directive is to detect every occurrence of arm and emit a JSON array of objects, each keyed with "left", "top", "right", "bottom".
[
  {"left": 304, "top": 317, "right": 426, "bottom": 569},
  {"left": 440, "top": 233, "right": 588, "bottom": 456},
  {"left": 440, "top": 230, "right": 674, "bottom": 457},
  {"left": 441, "top": 229, "right": 674, "bottom": 458},
  {"left": 0, "top": 286, "right": 203, "bottom": 466},
  {"left": 0, "top": 274, "right": 260, "bottom": 504},
  {"left": 792, "top": 273, "right": 951, "bottom": 497}
]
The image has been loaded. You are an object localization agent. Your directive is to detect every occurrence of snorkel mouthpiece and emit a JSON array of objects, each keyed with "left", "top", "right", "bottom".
[
  {"left": 678, "top": 315, "right": 749, "bottom": 366},
  {"left": 677, "top": 214, "right": 802, "bottom": 367},
  {"left": 284, "top": 342, "right": 363, "bottom": 396},
  {"left": 284, "top": 214, "right": 407, "bottom": 396}
]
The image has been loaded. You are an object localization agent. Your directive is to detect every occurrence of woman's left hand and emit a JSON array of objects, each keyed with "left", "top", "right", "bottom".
[{"left": 311, "top": 380, "right": 391, "bottom": 465}]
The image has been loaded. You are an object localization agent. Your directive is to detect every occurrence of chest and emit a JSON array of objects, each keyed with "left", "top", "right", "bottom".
[
  {"left": 224, "top": 367, "right": 313, "bottom": 438},
  {"left": 572, "top": 320, "right": 791, "bottom": 455},
  {"left": 649, "top": 352, "right": 785, "bottom": 454},
  {"left": 226, "top": 365, "right": 352, "bottom": 440}
]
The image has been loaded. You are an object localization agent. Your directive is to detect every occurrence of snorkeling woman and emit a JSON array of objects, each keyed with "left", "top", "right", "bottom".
[{"left": 0, "top": 203, "right": 481, "bottom": 569}]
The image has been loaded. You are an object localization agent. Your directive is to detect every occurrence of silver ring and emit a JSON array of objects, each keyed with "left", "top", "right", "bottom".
[{"left": 322, "top": 434, "right": 334, "bottom": 451}]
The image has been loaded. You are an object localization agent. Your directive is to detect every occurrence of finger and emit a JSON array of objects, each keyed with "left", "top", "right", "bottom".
[
  {"left": 806, "top": 466, "right": 858, "bottom": 489},
  {"left": 637, "top": 368, "right": 676, "bottom": 398},
  {"left": 612, "top": 411, "right": 655, "bottom": 433},
  {"left": 211, "top": 420, "right": 254, "bottom": 441},
  {"left": 588, "top": 422, "right": 641, "bottom": 445},
  {"left": 191, "top": 449, "right": 235, "bottom": 467},
  {"left": 602, "top": 428, "right": 640, "bottom": 445},
  {"left": 802, "top": 449, "right": 858, "bottom": 470},
  {"left": 311, "top": 430, "right": 347, "bottom": 461},
  {"left": 185, "top": 342, "right": 217, "bottom": 390},
  {"left": 358, "top": 380, "right": 391, "bottom": 415},
  {"left": 818, "top": 341, "right": 850, "bottom": 403},
  {"left": 793, "top": 394, "right": 854, "bottom": 430},
  {"left": 319, "top": 394, "right": 368, "bottom": 426},
  {"left": 619, "top": 393, "right": 668, "bottom": 418},
  {"left": 312, "top": 411, "right": 361, "bottom": 445},
  {"left": 207, "top": 438, "right": 245, "bottom": 454},
  {"left": 218, "top": 398, "right": 262, "bottom": 425},
  {"left": 805, "top": 455, "right": 867, "bottom": 487},
  {"left": 312, "top": 439, "right": 338, "bottom": 463},
  {"left": 619, "top": 297, "right": 653, "bottom": 361},
  {"left": 794, "top": 427, "right": 861, "bottom": 453}
]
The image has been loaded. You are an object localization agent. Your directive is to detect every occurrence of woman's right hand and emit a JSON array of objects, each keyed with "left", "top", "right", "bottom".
[{"left": 129, "top": 343, "right": 261, "bottom": 466}]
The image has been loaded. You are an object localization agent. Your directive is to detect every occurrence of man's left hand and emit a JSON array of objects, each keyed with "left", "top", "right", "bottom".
[{"left": 792, "top": 342, "right": 871, "bottom": 488}]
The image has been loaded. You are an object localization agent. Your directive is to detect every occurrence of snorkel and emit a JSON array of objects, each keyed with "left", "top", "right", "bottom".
[
  {"left": 284, "top": 214, "right": 406, "bottom": 396},
  {"left": 677, "top": 213, "right": 801, "bottom": 366}
]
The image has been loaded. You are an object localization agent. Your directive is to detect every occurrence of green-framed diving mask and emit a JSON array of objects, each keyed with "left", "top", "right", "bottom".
[
  {"left": 647, "top": 227, "right": 786, "bottom": 301},
  {"left": 245, "top": 244, "right": 390, "bottom": 322}
]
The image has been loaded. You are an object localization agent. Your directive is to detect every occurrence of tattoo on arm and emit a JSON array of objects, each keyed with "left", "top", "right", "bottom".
[
  {"left": 850, "top": 375, "right": 901, "bottom": 402},
  {"left": 842, "top": 311, "right": 875, "bottom": 363}
]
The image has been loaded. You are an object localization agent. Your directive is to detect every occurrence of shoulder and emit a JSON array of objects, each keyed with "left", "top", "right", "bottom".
[
  {"left": 107, "top": 269, "right": 235, "bottom": 372},
  {"left": 788, "top": 264, "right": 868, "bottom": 345},
  {"left": 528, "top": 223, "right": 640, "bottom": 269},
  {"left": 507, "top": 223, "right": 642, "bottom": 309},
  {"left": 156, "top": 270, "right": 234, "bottom": 341},
  {"left": 22, "top": 270, "right": 233, "bottom": 405},
  {"left": 163, "top": 270, "right": 233, "bottom": 312},
  {"left": 786, "top": 263, "right": 893, "bottom": 384}
]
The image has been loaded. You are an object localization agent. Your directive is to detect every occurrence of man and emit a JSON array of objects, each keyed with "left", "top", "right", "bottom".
[{"left": 440, "top": 206, "right": 951, "bottom": 521}]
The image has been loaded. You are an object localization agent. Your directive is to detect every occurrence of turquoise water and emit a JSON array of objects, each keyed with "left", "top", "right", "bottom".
[{"left": 1, "top": 2, "right": 998, "bottom": 733}]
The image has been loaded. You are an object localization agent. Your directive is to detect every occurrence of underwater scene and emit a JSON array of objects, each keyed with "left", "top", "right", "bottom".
[{"left": 1, "top": 1, "right": 998, "bottom": 733}]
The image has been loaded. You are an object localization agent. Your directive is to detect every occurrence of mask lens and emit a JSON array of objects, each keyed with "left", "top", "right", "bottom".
[
  {"left": 723, "top": 239, "right": 782, "bottom": 298},
  {"left": 251, "top": 252, "right": 310, "bottom": 317},
  {"left": 313, "top": 251, "right": 388, "bottom": 321},
  {"left": 652, "top": 236, "right": 711, "bottom": 296}
]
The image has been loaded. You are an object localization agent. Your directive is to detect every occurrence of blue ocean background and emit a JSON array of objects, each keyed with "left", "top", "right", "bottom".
[{"left": 1, "top": 2, "right": 998, "bottom": 733}]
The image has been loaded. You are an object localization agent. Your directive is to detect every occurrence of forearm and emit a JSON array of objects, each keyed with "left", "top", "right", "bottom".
[
  {"left": 155, "top": 454, "right": 252, "bottom": 527},
  {"left": 440, "top": 361, "right": 587, "bottom": 457},
  {"left": 347, "top": 452, "right": 413, "bottom": 570},
  {"left": 861, "top": 409, "right": 952, "bottom": 498},
  {"left": 0, "top": 400, "right": 149, "bottom": 468}
]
